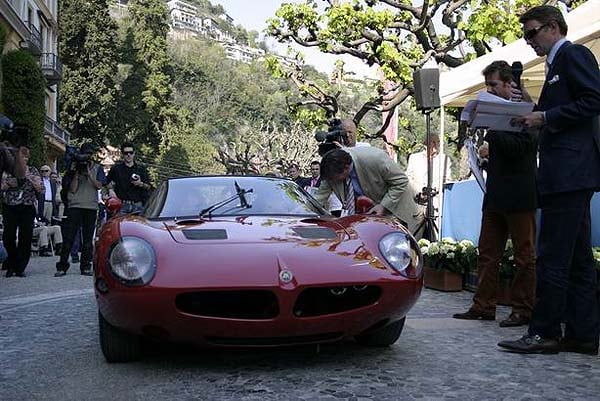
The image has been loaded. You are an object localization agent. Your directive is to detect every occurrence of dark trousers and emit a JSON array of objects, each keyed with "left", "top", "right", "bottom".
[
  {"left": 2, "top": 204, "right": 36, "bottom": 274},
  {"left": 472, "top": 208, "right": 536, "bottom": 316},
  {"left": 529, "top": 190, "right": 599, "bottom": 342},
  {"left": 56, "top": 208, "right": 97, "bottom": 272}
]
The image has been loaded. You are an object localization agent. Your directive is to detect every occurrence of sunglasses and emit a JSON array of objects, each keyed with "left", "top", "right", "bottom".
[
  {"left": 41, "top": 169, "right": 50, "bottom": 172},
  {"left": 485, "top": 80, "right": 501, "bottom": 88},
  {"left": 123, "top": 151, "right": 134, "bottom": 155},
  {"left": 523, "top": 24, "right": 548, "bottom": 41}
]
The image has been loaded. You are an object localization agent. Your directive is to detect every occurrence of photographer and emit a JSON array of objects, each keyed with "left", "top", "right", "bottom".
[
  {"left": 2, "top": 151, "right": 44, "bottom": 277},
  {"left": 105, "top": 142, "right": 151, "bottom": 215},
  {"left": 55, "top": 143, "right": 105, "bottom": 277}
]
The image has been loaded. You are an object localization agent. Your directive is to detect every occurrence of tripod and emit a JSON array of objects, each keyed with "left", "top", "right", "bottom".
[{"left": 413, "top": 109, "right": 439, "bottom": 241}]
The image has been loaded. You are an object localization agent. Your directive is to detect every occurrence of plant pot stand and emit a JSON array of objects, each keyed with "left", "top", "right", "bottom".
[{"left": 424, "top": 266, "right": 463, "bottom": 292}]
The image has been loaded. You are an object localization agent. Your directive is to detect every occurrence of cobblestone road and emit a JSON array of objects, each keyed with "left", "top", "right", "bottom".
[{"left": 1, "top": 256, "right": 599, "bottom": 401}]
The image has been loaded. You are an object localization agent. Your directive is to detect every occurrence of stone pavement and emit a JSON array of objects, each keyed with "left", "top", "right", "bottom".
[{"left": 1, "top": 255, "right": 599, "bottom": 401}]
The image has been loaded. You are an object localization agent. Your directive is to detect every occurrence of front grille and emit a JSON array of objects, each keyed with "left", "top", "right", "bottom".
[
  {"left": 293, "top": 285, "right": 381, "bottom": 317},
  {"left": 176, "top": 290, "right": 279, "bottom": 319},
  {"left": 206, "top": 332, "right": 343, "bottom": 346}
]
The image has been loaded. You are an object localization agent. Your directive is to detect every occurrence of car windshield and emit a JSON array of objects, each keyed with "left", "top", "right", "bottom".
[{"left": 144, "top": 176, "right": 328, "bottom": 219}]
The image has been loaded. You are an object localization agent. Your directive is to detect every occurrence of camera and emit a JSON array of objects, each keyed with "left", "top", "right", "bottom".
[
  {"left": 64, "top": 144, "right": 93, "bottom": 173},
  {"left": 131, "top": 173, "right": 140, "bottom": 181},
  {"left": 0, "top": 114, "right": 28, "bottom": 148},
  {"left": 314, "top": 119, "right": 347, "bottom": 156}
]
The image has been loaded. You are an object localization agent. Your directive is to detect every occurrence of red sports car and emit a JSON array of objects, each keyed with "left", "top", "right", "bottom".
[{"left": 95, "top": 176, "right": 423, "bottom": 362}]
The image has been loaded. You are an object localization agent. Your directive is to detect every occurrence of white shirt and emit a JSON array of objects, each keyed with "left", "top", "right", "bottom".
[
  {"left": 406, "top": 150, "right": 452, "bottom": 213},
  {"left": 43, "top": 177, "right": 52, "bottom": 201}
]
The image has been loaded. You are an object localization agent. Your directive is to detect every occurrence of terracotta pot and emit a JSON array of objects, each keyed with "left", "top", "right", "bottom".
[{"left": 424, "top": 266, "right": 463, "bottom": 292}]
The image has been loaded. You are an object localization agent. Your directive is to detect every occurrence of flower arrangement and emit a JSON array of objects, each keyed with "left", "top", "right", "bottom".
[{"left": 418, "top": 237, "right": 478, "bottom": 274}]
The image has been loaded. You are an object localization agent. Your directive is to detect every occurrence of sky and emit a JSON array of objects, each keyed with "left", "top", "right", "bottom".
[{"left": 212, "top": 0, "right": 376, "bottom": 77}]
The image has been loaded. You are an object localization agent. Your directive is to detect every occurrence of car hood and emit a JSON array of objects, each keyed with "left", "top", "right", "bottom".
[{"left": 110, "top": 215, "right": 407, "bottom": 288}]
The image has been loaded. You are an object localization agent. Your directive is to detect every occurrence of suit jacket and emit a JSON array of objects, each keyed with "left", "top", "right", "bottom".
[
  {"left": 314, "top": 146, "right": 422, "bottom": 232},
  {"left": 293, "top": 176, "right": 311, "bottom": 189},
  {"left": 483, "top": 130, "right": 537, "bottom": 212},
  {"left": 537, "top": 41, "right": 600, "bottom": 195}
]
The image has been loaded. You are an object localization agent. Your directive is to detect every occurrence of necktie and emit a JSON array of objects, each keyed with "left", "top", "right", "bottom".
[
  {"left": 545, "top": 61, "right": 551, "bottom": 79},
  {"left": 344, "top": 178, "right": 355, "bottom": 215}
]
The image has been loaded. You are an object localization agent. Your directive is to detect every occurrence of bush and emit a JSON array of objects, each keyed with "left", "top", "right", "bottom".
[{"left": 0, "top": 49, "right": 47, "bottom": 166}]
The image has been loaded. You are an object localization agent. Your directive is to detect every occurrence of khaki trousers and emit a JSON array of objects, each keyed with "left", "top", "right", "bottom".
[{"left": 472, "top": 208, "right": 536, "bottom": 317}]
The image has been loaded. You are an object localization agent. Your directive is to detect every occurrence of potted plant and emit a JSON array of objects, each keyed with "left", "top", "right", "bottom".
[{"left": 418, "top": 237, "right": 478, "bottom": 291}]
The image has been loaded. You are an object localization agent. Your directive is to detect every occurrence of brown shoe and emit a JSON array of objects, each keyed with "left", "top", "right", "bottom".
[
  {"left": 499, "top": 313, "right": 530, "bottom": 328},
  {"left": 453, "top": 309, "right": 495, "bottom": 321}
]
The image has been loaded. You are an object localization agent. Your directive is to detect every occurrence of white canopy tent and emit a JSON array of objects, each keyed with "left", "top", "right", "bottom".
[{"left": 440, "top": 0, "right": 600, "bottom": 107}]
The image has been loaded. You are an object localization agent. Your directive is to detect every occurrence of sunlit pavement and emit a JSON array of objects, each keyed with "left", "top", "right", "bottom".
[{"left": 1, "top": 256, "right": 599, "bottom": 401}]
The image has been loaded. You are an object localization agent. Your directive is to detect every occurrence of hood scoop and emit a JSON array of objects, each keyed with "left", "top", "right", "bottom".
[
  {"left": 182, "top": 229, "right": 228, "bottom": 240},
  {"left": 291, "top": 226, "right": 337, "bottom": 239}
]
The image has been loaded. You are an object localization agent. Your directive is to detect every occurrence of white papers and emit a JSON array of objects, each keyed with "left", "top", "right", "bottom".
[
  {"left": 464, "top": 138, "right": 486, "bottom": 194},
  {"left": 461, "top": 90, "right": 534, "bottom": 132}
]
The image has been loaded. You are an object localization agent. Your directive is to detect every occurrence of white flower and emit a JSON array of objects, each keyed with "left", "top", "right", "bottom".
[
  {"left": 418, "top": 238, "right": 431, "bottom": 247},
  {"left": 429, "top": 243, "right": 440, "bottom": 255},
  {"left": 420, "top": 246, "right": 429, "bottom": 255},
  {"left": 447, "top": 252, "right": 455, "bottom": 259}
]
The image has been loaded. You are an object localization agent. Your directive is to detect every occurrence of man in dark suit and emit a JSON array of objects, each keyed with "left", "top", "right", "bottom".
[
  {"left": 454, "top": 61, "right": 537, "bottom": 328},
  {"left": 287, "top": 163, "right": 310, "bottom": 188},
  {"left": 499, "top": 5, "right": 600, "bottom": 355}
]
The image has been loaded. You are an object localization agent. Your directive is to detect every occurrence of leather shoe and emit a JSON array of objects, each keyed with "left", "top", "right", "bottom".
[
  {"left": 453, "top": 309, "right": 495, "bottom": 321},
  {"left": 54, "top": 271, "right": 67, "bottom": 277},
  {"left": 499, "top": 313, "right": 530, "bottom": 328},
  {"left": 498, "top": 334, "right": 559, "bottom": 354},
  {"left": 80, "top": 269, "right": 93, "bottom": 276},
  {"left": 13, "top": 272, "right": 26, "bottom": 277},
  {"left": 5, "top": 270, "right": 15, "bottom": 277},
  {"left": 559, "top": 338, "right": 599, "bottom": 355}
]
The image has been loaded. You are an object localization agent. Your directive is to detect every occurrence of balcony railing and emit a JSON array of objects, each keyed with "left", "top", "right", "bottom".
[
  {"left": 24, "top": 22, "right": 42, "bottom": 56},
  {"left": 44, "top": 117, "right": 70, "bottom": 145},
  {"left": 40, "top": 53, "right": 63, "bottom": 85}
]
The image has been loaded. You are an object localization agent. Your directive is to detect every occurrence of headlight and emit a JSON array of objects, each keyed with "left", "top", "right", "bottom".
[
  {"left": 108, "top": 236, "right": 156, "bottom": 286},
  {"left": 379, "top": 232, "right": 421, "bottom": 278}
]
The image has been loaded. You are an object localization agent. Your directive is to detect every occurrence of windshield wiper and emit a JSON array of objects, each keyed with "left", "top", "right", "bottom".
[{"left": 198, "top": 182, "right": 253, "bottom": 218}]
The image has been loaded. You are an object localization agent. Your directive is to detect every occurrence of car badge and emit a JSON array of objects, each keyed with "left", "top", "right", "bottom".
[{"left": 279, "top": 270, "right": 293, "bottom": 283}]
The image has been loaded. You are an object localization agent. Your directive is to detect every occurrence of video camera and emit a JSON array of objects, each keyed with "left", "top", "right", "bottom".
[
  {"left": 0, "top": 114, "right": 28, "bottom": 148},
  {"left": 64, "top": 144, "right": 94, "bottom": 173},
  {"left": 314, "top": 119, "right": 347, "bottom": 156}
]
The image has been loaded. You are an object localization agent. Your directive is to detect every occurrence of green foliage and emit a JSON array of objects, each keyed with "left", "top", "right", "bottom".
[
  {"left": 115, "top": 0, "right": 172, "bottom": 149},
  {"left": 460, "top": 0, "right": 543, "bottom": 46},
  {"left": 169, "top": 39, "right": 293, "bottom": 144},
  {"left": 59, "top": 0, "right": 119, "bottom": 143},
  {"left": 1, "top": 50, "right": 46, "bottom": 166}
]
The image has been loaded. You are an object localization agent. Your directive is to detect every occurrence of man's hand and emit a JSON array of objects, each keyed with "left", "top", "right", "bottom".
[
  {"left": 513, "top": 111, "right": 545, "bottom": 129},
  {"left": 367, "top": 204, "right": 387, "bottom": 216},
  {"left": 131, "top": 179, "right": 144, "bottom": 187}
]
